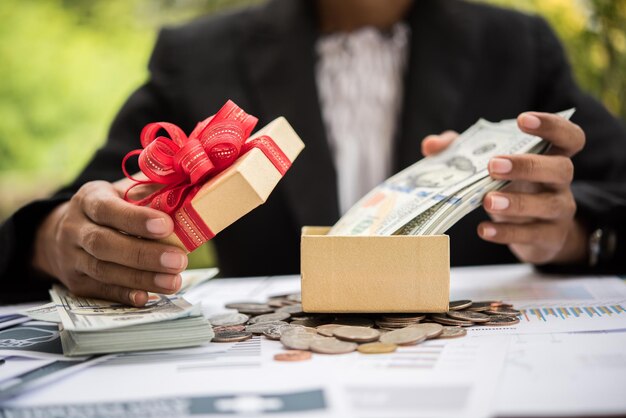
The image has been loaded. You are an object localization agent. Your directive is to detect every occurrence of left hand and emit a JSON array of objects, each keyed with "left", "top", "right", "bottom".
[{"left": 423, "top": 112, "right": 589, "bottom": 265}]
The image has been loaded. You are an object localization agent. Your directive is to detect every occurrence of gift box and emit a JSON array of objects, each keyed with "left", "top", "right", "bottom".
[
  {"left": 123, "top": 101, "right": 305, "bottom": 252},
  {"left": 300, "top": 226, "right": 450, "bottom": 313}
]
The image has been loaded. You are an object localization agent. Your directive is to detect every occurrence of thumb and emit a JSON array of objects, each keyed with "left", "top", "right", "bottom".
[{"left": 421, "top": 130, "right": 459, "bottom": 156}]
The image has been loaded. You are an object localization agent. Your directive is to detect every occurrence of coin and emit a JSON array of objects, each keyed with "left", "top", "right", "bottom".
[
  {"left": 287, "top": 293, "right": 302, "bottom": 303},
  {"left": 224, "top": 302, "right": 274, "bottom": 315},
  {"left": 236, "top": 304, "right": 275, "bottom": 315},
  {"left": 290, "top": 317, "right": 328, "bottom": 327},
  {"left": 263, "top": 324, "right": 295, "bottom": 340},
  {"left": 483, "top": 315, "right": 521, "bottom": 326},
  {"left": 429, "top": 313, "right": 474, "bottom": 327},
  {"left": 267, "top": 298, "right": 286, "bottom": 308},
  {"left": 489, "top": 301, "right": 512, "bottom": 308},
  {"left": 374, "top": 320, "right": 410, "bottom": 329},
  {"left": 333, "top": 326, "right": 380, "bottom": 343},
  {"left": 315, "top": 324, "right": 343, "bottom": 337},
  {"left": 447, "top": 310, "right": 491, "bottom": 323},
  {"left": 309, "top": 338, "right": 357, "bottom": 354},
  {"left": 212, "top": 325, "right": 245, "bottom": 333},
  {"left": 209, "top": 313, "right": 250, "bottom": 327},
  {"left": 274, "top": 350, "right": 312, "bottom": 362},
  {"left": 357, "top": 342, "right": 397, "bottom": 354},
  {"left": 379, "top": 327, "right": 428, "bottom": 346},
  {"left": 438, "top": 326, "right": 467, "bottom": 338},
  {"left": 245, "top": 321, "right": 289, "bottom": 334},
  {"left": 380, "top": 313, "right": 425, "bottom": 322},
  {"left": 466, "top": 301, "right": 497, "bottom": 312},
  {"left": 449, "top": 300, "right": 473, "bottom": 311},
  {"left": 485, "top": 307, "right": 521, "bottom": 317},
  {"left": 247, "top": 312, "right": 291, "bottom": 324},
  {"left": 281, "top": 326, "right": 318, "bottom": 336},
  {"left": 280, "top": 329, "right": 321, "bottom": 350},
  {"left": 333, "top": 316, "right": 375, "bottom": 327},
  {"left": 212, "top": 331, "right": 253, "bottom": 343},
  {"left": 277, "top": 303, "right": 305, "bottom": 316},
  {"left": 408, "top": 323, "right": 444, "bottom": 339}
]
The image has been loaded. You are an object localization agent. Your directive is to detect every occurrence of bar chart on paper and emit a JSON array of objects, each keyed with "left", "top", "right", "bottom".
[
  {"left": 451, "top": 266, "right": 626, "bottom": 335},
  {"left": 520, "top": 304, "right": 625, "bottom": 323}
]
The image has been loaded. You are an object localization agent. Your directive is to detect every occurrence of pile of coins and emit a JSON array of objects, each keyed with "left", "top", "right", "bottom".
[{"left": 208, "top": 294, "right": 520, "bottom": 360}]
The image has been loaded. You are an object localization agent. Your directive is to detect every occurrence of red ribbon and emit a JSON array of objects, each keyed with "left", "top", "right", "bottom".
[{"left": 122, "top": 100, "right": 291, "bottom": 251}]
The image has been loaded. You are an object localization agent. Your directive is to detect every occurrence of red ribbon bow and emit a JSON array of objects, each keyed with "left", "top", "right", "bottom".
[{"left": 122, "top": 100, "right": 290, "bottom": 251}]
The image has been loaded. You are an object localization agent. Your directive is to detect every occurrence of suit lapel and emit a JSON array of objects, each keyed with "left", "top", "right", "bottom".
[
  {"left": 395, "top": 0, "right": 478, "bottom": 171},
  {"left": 239, "top": 0, "right": 339, "bottom": 226}
]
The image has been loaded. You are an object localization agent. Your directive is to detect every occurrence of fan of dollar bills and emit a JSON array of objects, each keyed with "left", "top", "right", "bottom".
[{"left": 329, "top": 109, "right": 575, "bottom": 236}]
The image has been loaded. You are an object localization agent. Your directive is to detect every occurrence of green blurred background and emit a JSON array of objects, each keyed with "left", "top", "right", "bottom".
[{"left": 1, "top": 0, "right": 625, "bottom": 268}]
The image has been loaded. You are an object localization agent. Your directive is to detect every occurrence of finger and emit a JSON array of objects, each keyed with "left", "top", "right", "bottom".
[
  {"left": 488, "top": 154, "right": 574, "bottom": 186},
  {"left": 78, "top": 224, "right": 188, "bottom": 273},
  {"left": 77, "top": 181, "right": 174, "bottom": 239},
  {"left": 71, "top": 273, "right": 149, "bottom": 307},
  {"left": 75, "top": 250, "right": 182, "bottom": 294},
  {"left": 421, "top": 130, "right": 459, "bottom": 156},
  {"left": 483, "top": 191, "right": 576, "bottom": 221},
  {"left": 517, "top": 112, "right": 585, "bottom": 157},
  {"left": 477, "top": 221, "right": 564, "bottom": 247}
]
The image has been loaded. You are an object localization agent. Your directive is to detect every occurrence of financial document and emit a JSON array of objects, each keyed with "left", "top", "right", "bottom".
[
  {"left": 450, "top": 264, "right": 626, "bottom": 335},
  {"left": 1, "top": 264, "right": 625, "bottom": 418}
]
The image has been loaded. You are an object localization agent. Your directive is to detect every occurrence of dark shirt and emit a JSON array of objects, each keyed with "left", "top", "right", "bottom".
[{"left": 2, "top": 0, "right": 626, "bottom": 303}]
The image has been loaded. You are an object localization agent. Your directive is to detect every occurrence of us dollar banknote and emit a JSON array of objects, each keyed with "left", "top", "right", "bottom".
[
  {"left": 328, "top": 109, "right": 575, "bottom": 236},
  {"left": 50, "top": 285, "right": 196, "bottom": 332}
]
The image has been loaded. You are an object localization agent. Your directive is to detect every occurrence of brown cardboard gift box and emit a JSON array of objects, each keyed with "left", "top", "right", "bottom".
[
  {"left": 160, "top": 117, "right": 305, "bottom": 252},
  {"left": 301, "top": 226, "right": 450, "bottom": 313}
]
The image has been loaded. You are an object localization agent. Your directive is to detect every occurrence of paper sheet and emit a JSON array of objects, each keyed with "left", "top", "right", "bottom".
[
  {"left": 1, "top": 335, "right": 510, "bottom": 418},
  {"left": 496, "top": 332, "right": 626, "bottom": 416},
  {"left": 450, "top": 264, "right": 626, "bottom": 335},
  {"left": 3, "top": 274, "right": 510, "bottom": 418}
]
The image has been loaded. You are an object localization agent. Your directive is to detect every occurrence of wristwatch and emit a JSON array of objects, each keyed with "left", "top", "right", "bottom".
[{"left": 588, "top": 228, "right": 617, "bottom": 267}]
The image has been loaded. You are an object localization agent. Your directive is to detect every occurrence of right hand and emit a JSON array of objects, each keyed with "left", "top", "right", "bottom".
[{"left": 33, "top": 180, "right": 188, "bottom": 307}]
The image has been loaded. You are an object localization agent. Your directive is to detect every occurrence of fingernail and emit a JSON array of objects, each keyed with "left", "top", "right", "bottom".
[
  {"left": 520, "top": 113, "right": 541, "bottom": 129},
  {"left": 154, "top": 273, "right": 177, "bottom": 290},
  {"left": 481, "top": 225, "right": 497, "bottom": 238},
  {"left": 490, "top": 195, "right": 510, "bottom": 211},
  {"left": 129, "top": 290, "right": 139, "bottom": 305},
  {"left": 490, "top": 158, "right": 513, "bottom": 174},
  {"left": 146, "top": 218, "right": 168, "bottom": 235},
  {"left": 161, "top": 252, "right": 187, "bottom": 270}
]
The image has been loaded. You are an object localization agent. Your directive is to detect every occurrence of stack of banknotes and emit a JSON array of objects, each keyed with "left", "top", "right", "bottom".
[
  {"left": 329, "top": 109, "right": 574, "bottom": 236},
  {"left": 27, "top": 269, "right": 219, "bottom": 357}
]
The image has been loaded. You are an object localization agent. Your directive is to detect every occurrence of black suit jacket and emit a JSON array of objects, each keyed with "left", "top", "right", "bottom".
[{"left": 2, "top": 0, "right": 626, "bottom": 303}]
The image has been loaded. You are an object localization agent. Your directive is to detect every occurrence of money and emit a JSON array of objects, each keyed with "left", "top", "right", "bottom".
[
  {"left": 333, "top": 326, "right": 380, "bottom": 343},
  {"left": 49, "top": 285, "right": 213, "bottom": 356},
  {"left": 212, "top": 331, "right": 252, "bottom": 343},
  {"left": 309, "top": 338, "right": 357, "bottom": 354},
  {"left": 357, "top": 342, "right": 397, "bottom": 354},
  {"left": 328, "top": 109, "right": 575, "bottom": 237},
  {"left": 439, "top": 326, "right": 467, "bottom": 338},
  {"left": 50, "top": 285, "right": 195, "bottom": 332},
  {"left": 213, "top": 293, "right": 521, "bottom": 360},
  {"left": 447, "top": 310, "right": 491, "bottom": 323},
  {"left": 247, "top": 312, "right": 291, "bottom": 324},
  {"left": 208, "top": 313, "right": 249, "bottom": 327},
  {"left": 380, "top": 328, "right": 428, "bottom": 346},
  {"left": 408, "top": 323, "right": 444, "bottom": 339},
  {"left": 274, "top": 350, "right": 312, "bottom": 361}
]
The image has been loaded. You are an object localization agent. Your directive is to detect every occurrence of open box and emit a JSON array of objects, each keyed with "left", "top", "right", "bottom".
[{"left": 300, "top": 226, "right": 450, "bottom": 313}]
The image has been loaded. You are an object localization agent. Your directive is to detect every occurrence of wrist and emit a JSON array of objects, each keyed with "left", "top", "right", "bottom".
[
  {"left": 552, "top": 219, "right": 589, "bottom": 265},
  {"left": 32, "top": 202, "right": 67, "bottom": 278}
]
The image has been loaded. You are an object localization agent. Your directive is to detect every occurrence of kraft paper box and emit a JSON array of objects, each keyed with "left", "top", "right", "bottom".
[
  {"left": 160, "top": 117, "right": 305, "bottom": 252},
  {"left": 301, "top": 226, "right": 450, "bottom": 313}
]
